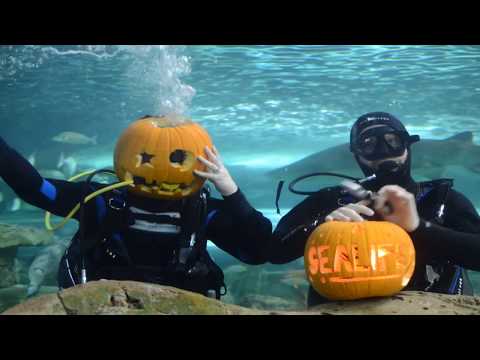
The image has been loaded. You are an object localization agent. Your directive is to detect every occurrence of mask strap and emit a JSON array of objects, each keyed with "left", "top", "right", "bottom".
[{"left": 408, "top": 135, "right": 421, "bottom": 144}]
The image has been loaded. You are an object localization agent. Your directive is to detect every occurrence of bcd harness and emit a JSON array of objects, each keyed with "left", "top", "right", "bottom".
[
  {"left": 413, "top": 179, "right": 471, "bottom": 295},
  {"left": 62, "top": 183, "right": 227, "bottom": 299}
]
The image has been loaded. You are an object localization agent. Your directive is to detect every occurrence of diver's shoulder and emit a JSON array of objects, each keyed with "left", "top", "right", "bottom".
[
  {"left": 417, "top": 178, "right": 454, "bottom": 196},
  {"left": 419, "top": 178, "right": 474, "bottom": 207},
  {"left": 447, "top": 188, "right": 475, "bottom": 207},
  {"left": 418, "top": 178, "right": 454, "bottom": 188}
]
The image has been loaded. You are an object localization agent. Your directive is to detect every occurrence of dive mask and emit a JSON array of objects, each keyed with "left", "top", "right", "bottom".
[{"left": 353, "top": 126, "right": 419, "bottom": 161}]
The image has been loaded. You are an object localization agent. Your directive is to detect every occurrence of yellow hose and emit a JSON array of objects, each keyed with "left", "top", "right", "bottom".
[{"left": 44, "top": 170, "right": 133, "bottom": 231}]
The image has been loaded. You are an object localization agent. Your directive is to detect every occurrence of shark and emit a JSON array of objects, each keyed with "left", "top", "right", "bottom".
[{"left": 268, "top": 132, "right": 480, "bottom": 182}]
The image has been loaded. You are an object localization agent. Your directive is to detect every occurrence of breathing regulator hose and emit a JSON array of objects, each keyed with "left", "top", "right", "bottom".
[{"left": 44, "top": 169, "right": 133, "bottom": 231}]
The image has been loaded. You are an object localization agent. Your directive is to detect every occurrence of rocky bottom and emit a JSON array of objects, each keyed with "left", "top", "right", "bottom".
[{"left": 3, "top": 280, "right": 480, "bottom": 315}]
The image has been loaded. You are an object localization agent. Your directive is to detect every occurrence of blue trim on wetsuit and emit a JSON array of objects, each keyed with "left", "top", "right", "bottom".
[
  {"left": 206, "top": 209, "right": 219, "bottom": 227},
  {"left": 448, "top": 266, "right": 462, "bottom": 294},
  {"left": 417, "top": 184, "right": 433, "bottom": 202},
  {"left": 95, "top": 195, "right": 107, "bottom": 223},
  {"left": 40, "top": 179, "right": 57, "bottom": 201}
]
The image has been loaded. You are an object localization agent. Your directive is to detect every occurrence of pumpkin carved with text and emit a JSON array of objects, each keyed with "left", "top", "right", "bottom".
[
  {"left": 114, "top": 115, "right": 213, "bottom": 199},
  {"left": 304, "top": 221, "right": 415, "bottom": 301}
]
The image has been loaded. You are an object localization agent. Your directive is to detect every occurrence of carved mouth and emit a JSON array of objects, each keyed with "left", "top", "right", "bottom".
[{"left": 123, "top": 171, "right": 196, "bottom": 196}]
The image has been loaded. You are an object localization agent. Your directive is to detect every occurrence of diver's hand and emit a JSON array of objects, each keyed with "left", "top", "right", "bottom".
[
  {"left": 373, "top": 185, "right": 420, "bottom": 232},
  {"left": 194, "top": 146, "right": 238, "bottom": 197},
  {"left": 325, "top": 200, "right": 374, "bottom": 222}
]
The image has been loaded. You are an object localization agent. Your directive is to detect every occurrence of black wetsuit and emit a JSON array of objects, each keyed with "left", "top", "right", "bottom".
[
  {"left": 270, "top": 179, "right": 480, "bottom": 305},
  {"left": 0, "top": 137, "right": 272, "bottom": 298}
]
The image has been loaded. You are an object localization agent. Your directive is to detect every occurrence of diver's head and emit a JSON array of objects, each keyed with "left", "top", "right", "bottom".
[
  {"left": 350, "top": 112, "right": 420, "bottom": 187},
  {"left": 114, "top": 114, "right": 213, "bottom": 200}
]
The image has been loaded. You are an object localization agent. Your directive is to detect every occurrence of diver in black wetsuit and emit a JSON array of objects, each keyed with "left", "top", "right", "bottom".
[
  {"left": 270, "top": 112, "right": 480, "bottom": 306},
  {"left": 0, "top": 123, "right": 272, "bottom": 299}
]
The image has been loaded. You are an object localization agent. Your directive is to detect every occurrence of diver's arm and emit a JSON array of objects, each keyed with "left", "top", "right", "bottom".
[
  {"left": 0, "top": 136, "right": 98, "bottom": 218},
  {"left": 410, "top": 190, "right": 480, "bottom": 271},
  {"left": 205, "top": 188, "right": 272, "bottom": 265},
  {"left": 269, "top": 189, "right": 339, "bottom": 264}
]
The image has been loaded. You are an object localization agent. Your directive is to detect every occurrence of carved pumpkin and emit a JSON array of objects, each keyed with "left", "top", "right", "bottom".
[
  {"left": 304, "top": 221, "right": 415, "bottom": 301},
  {"left": 114, "top": 114, "right": 213, "bottom": 199}
]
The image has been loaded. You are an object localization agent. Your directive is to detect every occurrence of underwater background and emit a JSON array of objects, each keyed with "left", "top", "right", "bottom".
[{"left": 0, "top": 45, "right": 479, "bottom": 311}]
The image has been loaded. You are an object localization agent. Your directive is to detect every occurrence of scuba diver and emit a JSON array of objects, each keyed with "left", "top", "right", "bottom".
[
  {"left": 0, "top": 115, "right": 272, "bottom": 299},
  {"left": 270, "top": 112, "right": 480, "bottom": 306}
]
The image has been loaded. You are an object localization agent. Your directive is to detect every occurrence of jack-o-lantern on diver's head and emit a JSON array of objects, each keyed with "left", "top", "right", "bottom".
[{"left": 114, "top": 114, "right": 213, "bottom": 200}]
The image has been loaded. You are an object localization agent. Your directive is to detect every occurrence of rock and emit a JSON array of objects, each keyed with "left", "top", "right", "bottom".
[
  {"left": 13, "top": 258, "right": 30, "bottom": 285},
  {"left": 0, "top": 223, "right": 54, "bottom": 248},
  {"left": 3, "top": 280, "right": 480, "bottom": 315},
  {"left": 290, "top": 291, "right": 480, "bottom": 315},
  {"left": 0, "top": 248, "right": 17, "bottom": 288},
  {"left": 237, "top": 294, "right": 304, "bottom": 311},
  {"left": 0, "top": 285, "right": 59, "bottom": 313},
  {"left": 2, "top": 280, "right": 263, "bottom": 315},
  {"left": 0, "top": 223, "right": 54, "bottom": 288}
]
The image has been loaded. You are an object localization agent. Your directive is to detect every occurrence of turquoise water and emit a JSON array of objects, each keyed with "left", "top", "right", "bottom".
[{"left": 1, "top": 45, "right": 480, "bottom": 310}]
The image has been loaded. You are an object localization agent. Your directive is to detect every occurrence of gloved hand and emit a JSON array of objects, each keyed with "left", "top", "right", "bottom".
[
  {"left": 373, "top": 185, "right": 420, "bottom": 233},
  {"left": 325, "top": 200, "right": 374, "bottom": 222},
  {"left": 194, "top": 146, "right": 238, "bottom": 197}
]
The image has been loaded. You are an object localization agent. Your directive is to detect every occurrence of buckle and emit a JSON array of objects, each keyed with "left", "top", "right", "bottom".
[{"left": 108, "top": 197, "right": 126, "bottom": 211}]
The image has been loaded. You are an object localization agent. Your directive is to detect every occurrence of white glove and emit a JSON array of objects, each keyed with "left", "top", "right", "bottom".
[
  {"left": 194, "top": 146, "right": 238, "bottom": 197},
  {"left": 325, "top": 200, "right": 374, "bottom": 222},
  {"left": 373, "top": 185, "right": 420, "bottom": 233}
]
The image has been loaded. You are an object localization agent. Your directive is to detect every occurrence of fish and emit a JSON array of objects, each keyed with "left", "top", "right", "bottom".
[
  {"left": 268, "top": 132, "right": 480, "bottom": 182},
  {"left": 10, "top": 198, "right": 22, "bottom": 212},
  {"left": 57, "top": 152, "right": 78, "bottom": 178},
  {"left": 27, "top": 152, "right": 36, "bottom": 166},
  {"left": 0, "top": 179, "right": 18, "bottom": 213},
  {"left": 27, "top": 239, "right": 69, "bottom": 297},
  {"left": 26, "top": 150, "right": 79, "bottom": 178},
  {"left": 45, "top": 142, "right": 116, "bottom": 171},
  {"left": 52, "top": 132, "right": 97, "bottom": 145},
  {"left": 268, "top": 143, "right": 361, "bottom": 181},
  {"left": 38, "top": 169, "right": 67, "bottom": 180}
]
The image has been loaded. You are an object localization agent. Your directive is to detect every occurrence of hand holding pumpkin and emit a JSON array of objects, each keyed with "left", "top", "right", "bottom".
[
  {"left": 325, "top": 200, "right": 374, "bottom": 222},
  {"left": 194, "top": 146, "right": 239, "bottom": 197},
  {"left": 373, "top": 185, "right": 420, "bottom": 233}
]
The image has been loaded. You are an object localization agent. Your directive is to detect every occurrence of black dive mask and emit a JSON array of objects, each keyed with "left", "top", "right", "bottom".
[
  {"left": 353, "top": 126, "right": 410, "bottom": 161},
  {"left": 350, "top": 112, "right": 420, "bottom": 191}
]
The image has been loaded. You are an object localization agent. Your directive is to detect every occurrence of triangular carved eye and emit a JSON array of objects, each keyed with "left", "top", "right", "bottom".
[
  {"left": 170, "top": 150, "right": 186, "bottom": 164},
  {"left": 140, "top": 151, "right": 155, "bottom": 165}
]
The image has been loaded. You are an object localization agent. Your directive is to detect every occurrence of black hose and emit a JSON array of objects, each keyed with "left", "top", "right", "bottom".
[
  {"left": 274, "top": 172, "right": 366, "bottom": 214},
  {"left": 288, "top": 172, "right": 360, "bottom": 195},
  {"left": 275, "top": 180, "right": 284, "bottom": 214}
]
